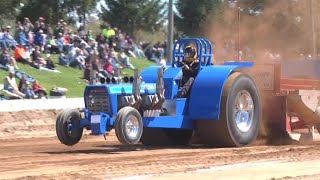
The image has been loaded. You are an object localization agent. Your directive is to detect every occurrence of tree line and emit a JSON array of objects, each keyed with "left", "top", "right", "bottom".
[
  {"left": 0, "top": 0, "right": 225, "bottom": 34},
  {"left": 0, "top": 0, "right": 317, "bottom": 55}
]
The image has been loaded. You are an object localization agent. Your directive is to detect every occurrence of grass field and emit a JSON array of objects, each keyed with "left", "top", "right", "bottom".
[{"left": 0, "top": 55, "right": 156, "bottom": 97}]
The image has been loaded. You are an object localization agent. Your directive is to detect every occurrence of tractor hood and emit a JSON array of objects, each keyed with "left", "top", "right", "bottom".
[{"left": 85, "top": 82, "right": 157, "bottom": 96}]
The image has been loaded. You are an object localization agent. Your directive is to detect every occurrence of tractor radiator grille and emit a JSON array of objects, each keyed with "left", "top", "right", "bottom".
[{"left": 86, "top": 88, "right": 111, "bottom": 113}]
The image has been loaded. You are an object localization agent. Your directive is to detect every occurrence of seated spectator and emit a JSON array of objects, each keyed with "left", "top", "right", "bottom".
[
  {"left": 2, "top": 26, "right": 17, "bottom": 49},
  {"left": 31, "top": 45, "right": 46, "bottom": 66},
  {"left": 150, "top": 47, "right": 162, "bottom": 64},
  {"left": 58, "top": 52, "right": 70, "bottom": 66},
  {"left": 56, "top": 33, "right": 66, "bottom": 53},
  {"left": 133, "top": 42, "right": 146, "bottom": 58},
  {"left": 110, "top": 51, "right": 122, "bottom": 76},
  {"left": 45, "top": 54, "right": 56, "bottom": 70},
  {"left": 32, "top": 80, "right": 47, "bottom": 98},
  {"left": 58, "top": 45, "right": 79, "bottom": 66},
  {"left": 100, "top": 57, "right": 114, "bottom": 78},
  {"left": 14, "top": 44, "right": 30, "bottom": 63},
  {"left": 69, "top": 48, "right": 85, "bottom": 70},
  {"left": 45, "top": 35, "right": 59, "bottom": 54},
  {"left": 0, "top": 47, "right": 19, "bottom": 69},
  {"left": 117, "top": 49, "right": 135, "bottom": 70},
  {"left": 34, "top": 29, "right": 45, "bottom": 51},
  {"left": 17, "top": 27, "right": 28, "bottom": 47},
  {"left": 3, "top": 70, "right": 25, "bottom": 98},
  {"left": 18, "top": 74, "right": 37, "bottom": 99}
]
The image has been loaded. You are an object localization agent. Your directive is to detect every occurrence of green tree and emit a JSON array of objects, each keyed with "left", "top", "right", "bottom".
[
  {"left": 175, "top": 0, "right": 223, "bottom": 36},
  {"left": 0, "top": 0, "right": 25, "bottom": 25},
  {"left": 101, "top": 0, "right": 165, "bottom": 35},
  {"left": 17, "top": 0, "right": 65, "bottom": 25},
  {"left": 17, "top": 0, "right": 98, "bottom": 26},
  {"left": 64, "top": 0, "right": 99, "bottom": 29}
]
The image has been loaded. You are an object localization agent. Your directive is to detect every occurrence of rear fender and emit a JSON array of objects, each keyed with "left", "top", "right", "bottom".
[{"left": 189, "top": 63, "right": 253, "bottom": 120}]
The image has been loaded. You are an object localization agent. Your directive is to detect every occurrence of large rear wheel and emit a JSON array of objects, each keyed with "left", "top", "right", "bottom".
[{"left": 196, "top": 72, "right": 261, "bottom": 147}]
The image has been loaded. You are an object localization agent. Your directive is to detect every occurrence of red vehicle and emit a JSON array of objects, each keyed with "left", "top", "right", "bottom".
[{"left": 248, "top": 59, "right": 320, "bottom": 142}]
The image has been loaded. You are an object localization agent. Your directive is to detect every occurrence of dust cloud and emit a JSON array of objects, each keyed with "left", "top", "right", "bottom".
[{"left": 204, "top": 0, "right": 314, "bottom": 61}]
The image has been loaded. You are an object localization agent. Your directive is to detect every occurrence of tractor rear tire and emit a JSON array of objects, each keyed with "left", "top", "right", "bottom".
[
  {"left": 115, "top": 106, "right": 143, "bottom": 145},
  {"left": 196, "top": 72, "right": 261, "bottom": 147},
  {"left": 56, "top": 109, "right": 83, "bottom": 146},
  {"left": 140, "top": 128, "right": 193, "bottom": 146}
]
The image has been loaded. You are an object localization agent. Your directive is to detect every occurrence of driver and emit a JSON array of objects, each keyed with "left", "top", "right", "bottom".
[{"left": 177, "top": 43, "right": 200, "bottom": 98}]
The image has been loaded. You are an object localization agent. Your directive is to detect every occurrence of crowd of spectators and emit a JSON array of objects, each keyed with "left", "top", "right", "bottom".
[{"left": 0, "top": 16, "right": 168, "bottom": 99}]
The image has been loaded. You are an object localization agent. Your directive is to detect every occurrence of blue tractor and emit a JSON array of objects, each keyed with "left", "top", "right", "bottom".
[{"left": 56, "top": 37, "right": 261, "bottom": 147}]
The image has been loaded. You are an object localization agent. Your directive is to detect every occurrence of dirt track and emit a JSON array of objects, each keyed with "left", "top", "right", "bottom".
[{"left": 2, "top": 111, "right": 320, "bottom": 179}]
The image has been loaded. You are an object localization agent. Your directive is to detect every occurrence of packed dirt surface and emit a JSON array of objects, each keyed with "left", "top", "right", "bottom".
[{"left": 1, "top": 110, "right": 320, "bottom": 179}]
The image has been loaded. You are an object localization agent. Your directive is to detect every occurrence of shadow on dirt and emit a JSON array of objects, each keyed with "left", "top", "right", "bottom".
[{"left": 41, "top": 143, "right": 209, "bottom": 155}]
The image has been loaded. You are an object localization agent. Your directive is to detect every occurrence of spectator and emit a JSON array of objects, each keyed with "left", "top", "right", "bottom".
[
  {"left": 16, "top": 26, "right": 28, "bottom": 46},
  {"left": 45, "top": 54, "right": 56, "bottom": 70},
  {"left": 3, "top": 70, "right": 25, "bottom": 98},
  {"left": 34, "top": 30, "right": 45, "bottom": 51},
  {"left": 69, "top": 48, "right": 85, "bottom": 70},
  {"left": 2, "top": 26, "right": 17, "bottom": 49},
  {"left": 31, "top": 45, "right": 46, "bottom": 66},
  {"left": 45, "top": 35, "right": 59, "bottom": 53},
  {"left": 101, "top": 57, "right": 114, "bottom": 77},
  {"left": 14, "top": 44, "right": 30, "bottom": 63},
  {"left": 18, "top": 74, "right": 37, "bottom": 99},
  {"left": 56, "top": 33, "right": 66, "bottom": 53},
  {"left": 110, "top": 51, "right": 122, "bottom": 76},
  {"left": 58, "top": 52, "right": 70, "bottom": 66},
  {"left": 23, "top": 17, "right": 34, "bottom": 34},
  {"left": 133, "top": 42, "right": 146, "bottom": 58},
  {"left": 117, "top": 49, "right": 135, "bottom": 70},
  {"left": 0, "top": 47, "right": 19, "bottom": 69},
  {"left": 32, "top": 80, "right": 47, "bottom": 98}
]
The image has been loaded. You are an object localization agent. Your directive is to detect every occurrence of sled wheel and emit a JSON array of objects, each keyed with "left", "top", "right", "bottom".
[
  {"left": 140, "top": 128, "right": 193, "bottom": 146},
  {"left": 196, "top": 72, "right": 261, "bottom": 147},
  {"left": 56, "top": 109, "right": 83, "bottom": 146},
  {"left": 115, "top": 106, "right": 143, "bottom": 145}
]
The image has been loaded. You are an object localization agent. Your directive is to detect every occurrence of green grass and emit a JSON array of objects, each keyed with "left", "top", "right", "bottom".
[{"left": 0, "top": 55, "right": 156, "bottom": 97}]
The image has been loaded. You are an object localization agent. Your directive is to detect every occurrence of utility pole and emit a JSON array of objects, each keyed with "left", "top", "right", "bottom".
[
  {"left": 237, "top": 6, "right": 241, "bottom": 61},
  {"left": 310, "top": 0, "right": 317, "bottom": 59},
  {"left": 167, "top": 0, "right": 174, "bottom": 64}
]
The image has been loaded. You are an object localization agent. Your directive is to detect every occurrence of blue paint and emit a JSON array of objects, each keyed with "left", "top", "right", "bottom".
[
  {"left": 189, "top": 65, "right": 245, "bottom": 120},
  {"left": 141, "top": 66, "right": 161, "bottom": 83},
  {"left": 90, "top": 113, "right": 110, "bottom": 135},
  {"left": 172, "top": 37, "right": 214, "bottom": 68},
  {"left": 163, "top": 67, "right": 183, "bottom": 99},
  {"left": 223, "top": 61, "right": 254, "bottom": 67},
  {"left": 143, "top": 116, "right": 193, "bottom": 129},
  {"left": 80, "top": 37, "right": 257, "bottom": 138},
  {"left": 107, "top": 83, "right": 157, "bottom": 95}
]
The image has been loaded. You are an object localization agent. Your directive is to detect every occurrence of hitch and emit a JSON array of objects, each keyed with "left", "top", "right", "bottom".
[
  {"left": 151, "top": 68, "right": 165, "bottom": 110},
  {"left": 129, "top": 69, "right": 142, "bottom": 109}
]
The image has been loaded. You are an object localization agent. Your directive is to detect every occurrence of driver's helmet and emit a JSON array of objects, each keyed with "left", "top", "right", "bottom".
[{"left": 184, "top": 44, "right": 197, "bottom": 63}]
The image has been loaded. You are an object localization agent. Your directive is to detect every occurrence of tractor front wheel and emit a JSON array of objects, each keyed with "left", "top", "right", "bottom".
[
  {"left": 56, "top": 109, "right": 83, "bottom": 146},
  {"left": 115, "top": 106, "right": 143, "bottom": 145}
]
